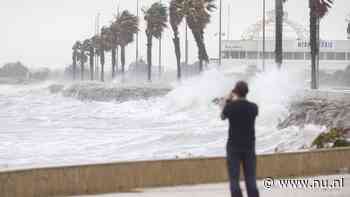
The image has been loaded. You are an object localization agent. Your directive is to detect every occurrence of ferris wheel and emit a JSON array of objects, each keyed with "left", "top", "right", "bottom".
[{"left": 241, "top": 10, "right": 309, "bottom": 40}]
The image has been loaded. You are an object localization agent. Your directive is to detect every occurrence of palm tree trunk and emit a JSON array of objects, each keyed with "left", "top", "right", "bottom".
[
  {"left": 172, "top": 30, "right": 181, "bottom": 80},
  {"left": 199, "top": 59, "right": 203, "bottom": 72},
  {"left": 191, "top": 30, "right": 208, "bottom": 73},
  {"left": 111, "top": 48, "right": 116, "bottom": 78},
  {"left": 147, "top": 34, "right": 152, "bottom": 82},
  {"left": 72, "top": 51, "right": 77, "bottom": 80},
  {"left": 310, "top": 3, "right": 318, "bottom": 89},
  {"left": 95, "top": 49, "right": 99, "bottom": 80},
  {"left": 116, "top": 46, "right": 119, "bottom": 73},
  {"left": 100, "top": 50, "right": 105, "bottom": 82},
  {"left": 275, "top": 0, "right": 283, "bottom": 69},
  {"left": 199, "top": 31, "right": 209, "bottom": 63},
  {"left": 80, "top": 52, "right": 84, "bottom": 81},
  {"left": 89, "top": 47, "right": 94, "bottom": 80},
  {"left": 121, "top": 45, "right": 126, "bottom": 74}
]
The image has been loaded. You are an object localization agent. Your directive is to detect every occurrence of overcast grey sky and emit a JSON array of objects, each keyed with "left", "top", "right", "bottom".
[{"left": 0, "top": 0, "right": 349, "bottom": 69}]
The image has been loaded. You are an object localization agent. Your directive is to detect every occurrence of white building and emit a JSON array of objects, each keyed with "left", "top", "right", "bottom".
[{"left": 221, "top": 10, "right": 350, "bottom": 72}]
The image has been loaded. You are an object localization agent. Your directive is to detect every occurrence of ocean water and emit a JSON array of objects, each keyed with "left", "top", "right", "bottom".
[{"left": 0, "top": 66, "right": 324, "bottom": 170}]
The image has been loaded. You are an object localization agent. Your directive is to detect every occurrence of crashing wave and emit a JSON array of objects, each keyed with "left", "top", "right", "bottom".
[{"left": 50, "top": 82, "right": 172, "bottom": 102}]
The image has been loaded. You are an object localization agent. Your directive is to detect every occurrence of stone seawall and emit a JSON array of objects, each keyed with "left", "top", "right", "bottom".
[
  {"left": 279, "top": 90, "right": 350, "bottom": 133},
  {"left": 1, "top": 147, "right": 349, "bottom": 197},
  {"left": 304, "top": 89, "right": 350, "bottom": 101}
]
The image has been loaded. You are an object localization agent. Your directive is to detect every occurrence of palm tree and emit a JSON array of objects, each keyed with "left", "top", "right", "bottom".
[
  {"left": 100, "top": 27, "right": 114, "bottom": 82},
  {"left": 92, "top": 28, "right": 110, "bottom": 82},
  {"left": 111, "top": 10, "right": 138, "bottom": 77},
  {"left": 275, "top": 0, "right": 287, "bottom": 69},
  {"left": 78, "top": 40, "right": 88, "bottom": 80},
  {"left": 184, "top": 0, "right": 216, "bottom": 72},
  {"left": 89, "top": 41, "right": 95, "bottom": 80},
  {"left": 72, "top": 41, "right": 80, "bottom": 80},
  {"left": 309, "top": 0, "right": 334, "bottom": 89},
  {"left": 101, "top": 26, "right": 116, "bottom": 80},
  {"left": 110, "top": 19, "right": 121, "bottom": 79},
  {"left": 82, "top": 39, "right": 95, "bottom": 80},
  {"left": 91, "top": 35, "right": 101, "bottom": 79},
  {"left": 143, "top": 2, "right": 168, "bottom": 82},
  {"left": 170, "top": 0, "right": 185, "bottom": 80}
]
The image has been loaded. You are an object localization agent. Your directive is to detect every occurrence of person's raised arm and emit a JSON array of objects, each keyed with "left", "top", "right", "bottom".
[{"left": 220, "top": 92, "right": 234, "bottom": 120}]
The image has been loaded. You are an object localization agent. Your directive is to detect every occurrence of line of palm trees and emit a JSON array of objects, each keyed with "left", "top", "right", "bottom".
[
  {"left": 71, "top": 0, "right": 216, "bottom": 82},
  {"left": 72, "top": 10, "right": 138, "bottom": 82},
  {"left": 275, "top": 0, "right": 334, "bottom": 89},
  {"left": 72, "top": 0, "right": 334, "bottom": 87}
]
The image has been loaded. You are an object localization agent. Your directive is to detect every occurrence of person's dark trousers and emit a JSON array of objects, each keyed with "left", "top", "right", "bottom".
[{"left": 226, "top": 147, "right": 259, "bottom": 197}]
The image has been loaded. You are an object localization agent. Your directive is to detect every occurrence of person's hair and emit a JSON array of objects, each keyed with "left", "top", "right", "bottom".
[{"left": 232, "top": 81, "right": 249, "bottom": 98}]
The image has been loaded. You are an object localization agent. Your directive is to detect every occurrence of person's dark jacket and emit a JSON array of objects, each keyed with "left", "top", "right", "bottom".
[{"left": 221, "top": 99, "right": 258, "bottom": 151}]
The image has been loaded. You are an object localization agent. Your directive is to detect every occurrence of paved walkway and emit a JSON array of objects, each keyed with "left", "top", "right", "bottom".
[{"left": 75, "top": 174, "right": 350, "bottom": 197}]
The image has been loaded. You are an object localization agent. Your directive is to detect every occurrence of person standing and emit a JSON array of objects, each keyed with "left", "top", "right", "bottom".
[{"left": 221, "top": 81, "right": 259, "bottom": 197}]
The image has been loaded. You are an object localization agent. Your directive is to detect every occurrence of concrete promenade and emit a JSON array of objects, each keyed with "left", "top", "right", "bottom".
[
  {"left": 75, "top": 174, "right": 350, "bottom": 197},
  {"left": 1, "top": 147, "right": 350, "bottom": 197}
]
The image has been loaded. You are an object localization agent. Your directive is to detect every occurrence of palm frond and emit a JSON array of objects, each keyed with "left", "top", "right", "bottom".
[
  {"left": 112, "top": 10, "right": 139, "bottom": 46},
  {"left": 144, "top": 2, "right": 168, "bottom": 39},
  {"left": 169, "top": 0, "right": 185, "bottom": 31},
  {"left": 311, "top": 0, "right": 334, "bottom": 18},
  {"left": 185, "top": 0, "right": 216, "bottom": 32}
]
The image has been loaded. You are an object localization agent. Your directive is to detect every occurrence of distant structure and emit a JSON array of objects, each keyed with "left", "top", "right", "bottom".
[
  {"left": 347, "top": 13, "right": 350, "bottom": 40},
  {"left": 221, "top": 10, "right": 350, "bottom": 71},
  {"left": 345, "top": 13, "right": 350, "bottom": 40},
  {"left": 347, "top": 23, "right": 350, "bottom": 40},
  {"left": 241, "top": 10, "right": 309, "bottom": 40}
]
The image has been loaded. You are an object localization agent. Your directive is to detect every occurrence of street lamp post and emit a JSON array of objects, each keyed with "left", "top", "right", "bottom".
[
  {"left": 159, "top": 0, "right": 162, "bottom": 78},
  {"left": 136, "top": 0, "right": 139, "bottom": 67},
  {"left": 262, "top": 0, "right": 266, "bottom": 71},
  {"left": 218, "top": 0, "right": 222, "bottom": 66},
  {"left": 185, "top": 22, "right": 189, "bottom": 66}
]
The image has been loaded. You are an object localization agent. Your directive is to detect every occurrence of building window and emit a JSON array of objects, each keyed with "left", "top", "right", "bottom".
[
  {"left": 335, "top": 52, "right": 346, "bottom": 60},
  {"left": 326, "top": 52, "right": 335, "bottom": 60},
  {"left": 347, "top": 53, "right": 350, "bottom": 60},
  {"left": 247, "top": 51, "right": 258, "bottom": 59},
  {"left": 258, "top": 52, "right": 267, "bottom": 59},
  {"left": 231, "top": 51, "right": 239, "bottom": 59},
  {"left": 239, "top": 51, "right": 246, "bottom": 59},
  {"left": 222, "top": 51, "right": 229, "bottom": 59},
  {"left": 319, "top": 52, "right": 326, "bottom": 60},
  {"left": 262, "top": 52, "right": 269, "bottom": 59},
  {"left": 269, "top": 52, "right": 275, "bottom": 59},
  {"left": 305, "top": 52, "right": 311, "bottom": 60},
  {"left": 283, "top": 52, "right": 294, "bottom": 60},
  {"left": 294, "top": 52, "right": 304, "bottom": 60}
]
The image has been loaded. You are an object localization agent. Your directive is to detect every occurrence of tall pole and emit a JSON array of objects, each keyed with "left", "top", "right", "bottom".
[
  {"left": 159, "top": 36, "right": 162, "bottom": 77},
  {"left": 94, "top": 15, "right": 97, "bottom": 79},
  {"left": 116, "top": 2, "right": 120, "bottom": 73},
  {"left": 316, "top": 17, "right": 320, "bottom": 89},
  {"left": 262, "top": 0, "right": 266, "bottom": 71},
  {"left": 218, "top": 0, "right": 222, "bottom": 66},
  {"left": 159, "top": 0, "right": 162, "bottom": 77},
  {"left": 309, "top": 0, "right": 317, "bottom": 89},
  {"left": 185, "top": 22, "right": 189, "bottom": 65},
  {"left": 95, "top": 13, "right": 101, "bottom": 80},
  {"left": 227, "top": 5, "right": 230, "bottom": 40},
  {"left": 136, "top": 0, "right": 139, "bottom": 67},
  {"left": 347, "top": 14, "right": 350, "bottom": 39}
]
